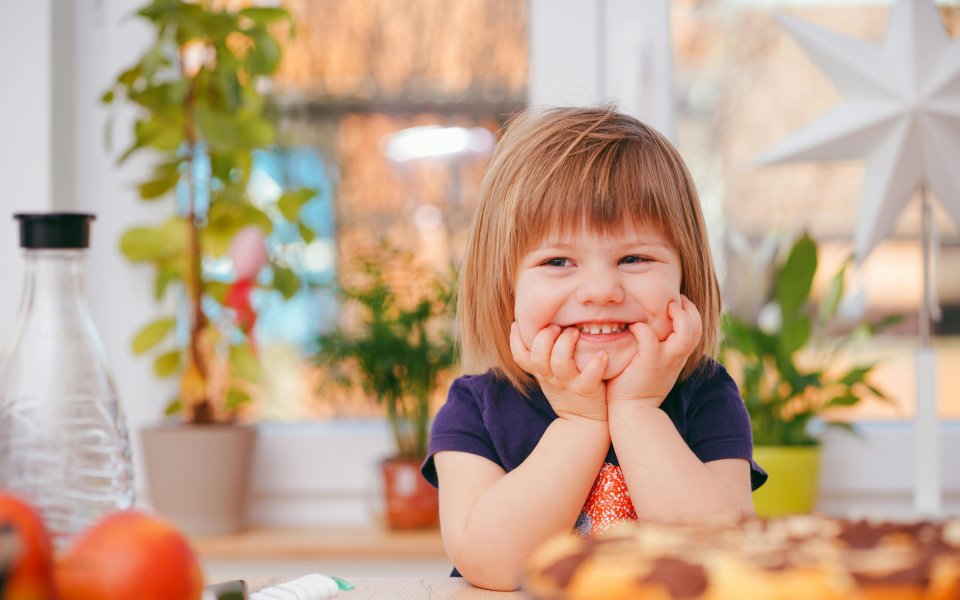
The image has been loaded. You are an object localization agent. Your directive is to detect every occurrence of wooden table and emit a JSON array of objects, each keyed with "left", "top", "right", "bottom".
[
  {"left": 192, "top": 527, "right": 447, "bottom": 560},
  {"left": 250, "top": 577, "right": 533, "bottom": 599}
]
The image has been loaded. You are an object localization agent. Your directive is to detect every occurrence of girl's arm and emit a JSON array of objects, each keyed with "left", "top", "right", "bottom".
[
  {"left": 606, "top": 297, "right": 753, "bottom": 522},
  {"left": 607, "top": 402, "right": 754, "bottom": 522},
  {"left": 434, "top": 416, "right": 609, "bottom": 591}
]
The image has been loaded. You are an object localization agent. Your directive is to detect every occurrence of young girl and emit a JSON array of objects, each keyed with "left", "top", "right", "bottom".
[{"left": 420, "top": 107, "right": 766, "bottom": 591}]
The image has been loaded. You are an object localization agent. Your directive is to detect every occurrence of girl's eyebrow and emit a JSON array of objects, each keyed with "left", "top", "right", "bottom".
[
  {"left": 536, "top": 238, "right": 671, "bottom": 250},
  {"left": 533, "top": 241, "right": 575, "bottom": 250},
  {"left": 622, "top": 239, "right": 672, "bottom": 250}
]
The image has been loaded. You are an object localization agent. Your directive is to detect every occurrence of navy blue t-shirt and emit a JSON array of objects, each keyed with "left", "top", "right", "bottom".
[
  {"left": 420, "top": 359, "right": 766, "bottom": 577},
  {"left": 422, "top": 359, "right": 767, "bottom": 489}
]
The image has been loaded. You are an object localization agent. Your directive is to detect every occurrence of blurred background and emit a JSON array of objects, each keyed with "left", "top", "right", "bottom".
[{"left": 1, "top": 0, "right": 958, "bottom": 582}]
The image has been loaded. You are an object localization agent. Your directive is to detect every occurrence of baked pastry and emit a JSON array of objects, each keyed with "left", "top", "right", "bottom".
[
  {"left": 833, "top": 519, "right": 960, "bottom": 600},
  {"left": 523, "top": 516, "right": 960, "bottom": 600}
]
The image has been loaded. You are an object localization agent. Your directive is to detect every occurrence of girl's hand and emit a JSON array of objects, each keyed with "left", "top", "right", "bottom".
[
  {"left": 509, "top": 322, "right": 608, "bottom": 422},
  {"left": 606, "top": 296, "right": 703, "bottom": 408}
]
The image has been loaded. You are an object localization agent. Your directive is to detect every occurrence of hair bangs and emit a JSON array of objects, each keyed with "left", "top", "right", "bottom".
[{"left": 513, "top": 136, "right": 677, "bottom": 253}]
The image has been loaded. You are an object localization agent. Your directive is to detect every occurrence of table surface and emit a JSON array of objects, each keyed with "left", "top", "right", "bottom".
[
  {"left": 249, "top": 576, "right": 533, "bottom": 599},
  {"left": 192, "top": 527, "right": 446, "bottom": 559}
]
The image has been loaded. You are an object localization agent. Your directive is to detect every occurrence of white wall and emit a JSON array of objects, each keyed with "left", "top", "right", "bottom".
[
  {"left": 0, "top": 0, "right": 54, "bottom": 338},
  {"left": 1, "top": 0, "right": 170, "bottom": 499},
  {"left": 528, "top": 0, "right": 675, "bottom": 139},
  {"left": 62, "top": 0, "right": 175, "bottom": 499}
]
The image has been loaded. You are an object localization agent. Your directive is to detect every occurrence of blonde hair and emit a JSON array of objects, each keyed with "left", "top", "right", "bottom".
[{"left": 458, "top": 106, "right": 721, "bottom": 393}]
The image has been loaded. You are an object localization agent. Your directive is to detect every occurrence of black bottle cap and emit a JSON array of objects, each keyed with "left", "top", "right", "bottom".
[{"left": 14, "top": 213, "right": 96, "bottom": 249}]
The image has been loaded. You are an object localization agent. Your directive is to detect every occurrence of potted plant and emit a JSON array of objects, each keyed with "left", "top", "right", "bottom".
[
  {"left": 721, "top": 232, "right": 898, "bottom": 516},
  {"left": 102, "top": 0, "right": 312, "bottom": 534},
  {"left": 315, "top": 246, "right": 458, "bottom": 529}
]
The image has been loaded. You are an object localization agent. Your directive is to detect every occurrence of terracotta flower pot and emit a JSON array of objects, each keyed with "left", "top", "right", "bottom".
[{"left": 381, "top": 457, "right": 439, "bottom": 529}]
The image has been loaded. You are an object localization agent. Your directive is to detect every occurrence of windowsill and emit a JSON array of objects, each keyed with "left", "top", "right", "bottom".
[{"left": 189, "top": 526, "right": 446, "bottom": 560}]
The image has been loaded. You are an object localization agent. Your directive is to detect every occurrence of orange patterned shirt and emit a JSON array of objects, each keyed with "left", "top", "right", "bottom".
[{"left": 574, "top": 462, "right": 638, "bottom": 537}]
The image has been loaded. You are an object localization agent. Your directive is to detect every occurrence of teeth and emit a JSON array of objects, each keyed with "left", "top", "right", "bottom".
[{"left": 578, "top": 323, "right": 624, "bottom": 335}]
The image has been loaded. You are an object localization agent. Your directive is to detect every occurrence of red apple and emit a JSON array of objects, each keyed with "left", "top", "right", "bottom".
[
  {"left": 55, "top": 511, "right": 203, "bottom": 600},
  {"left": 0, "top": 493, "right": 57, "bottom": 600}
]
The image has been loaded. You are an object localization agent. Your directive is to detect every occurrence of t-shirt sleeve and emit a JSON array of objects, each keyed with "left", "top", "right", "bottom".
[
  {"left": 420, "top": 376, "right": 501, "bottom": 488},
  {"left": 686, "top": 364, "right": 768, "bottom": 490}
]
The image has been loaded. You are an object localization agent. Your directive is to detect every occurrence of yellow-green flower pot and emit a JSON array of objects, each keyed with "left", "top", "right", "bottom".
[{"left": 752, "top": 445, "right": 821, "bottom": 517}]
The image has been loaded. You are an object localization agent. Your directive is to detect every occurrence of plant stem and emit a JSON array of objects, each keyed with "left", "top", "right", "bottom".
[
  {"left": 182, "top": 46, "right": 212, "bottom": 425},
  {"left": 386, "top": 395, "right": 406, "bottom": 458}
]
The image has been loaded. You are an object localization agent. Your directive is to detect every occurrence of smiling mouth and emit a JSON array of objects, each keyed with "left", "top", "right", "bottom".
[{"left": 576, "top": 322, "right": 627, "bottom": 335}]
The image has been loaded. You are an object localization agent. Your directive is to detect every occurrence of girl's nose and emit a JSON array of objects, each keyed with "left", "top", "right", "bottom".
[{"left": 575, "top": 270, "right": 625, "bottom": 305}]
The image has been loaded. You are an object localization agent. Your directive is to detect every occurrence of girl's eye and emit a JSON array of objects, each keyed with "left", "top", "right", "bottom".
[
  {"left": 620, "top": 255, "right": 652, "bottom": 265},
  {"left": 542, "top": 257, "right": 571, "bottom": 268}
]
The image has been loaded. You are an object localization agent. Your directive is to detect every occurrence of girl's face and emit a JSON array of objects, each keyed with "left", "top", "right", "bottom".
[{"left": 513, "top": 221, "right": 683, "bottom": 380}]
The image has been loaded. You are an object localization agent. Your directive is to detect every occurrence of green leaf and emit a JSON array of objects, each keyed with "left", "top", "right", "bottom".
[
  {"left": 153, "top": 350, "right": 182, "bottom": 377},
  {"left": 276, "top": 189, "right": 314, "bottom": 221},
  {"left": 866, "top": 384, "right": 896, "bottom": 404},
  {"left": 120, "top": 219, "right": 187, "bottom": 262},
  {"left": 246, "top": 30, "right": 281, "bottom": 75},
  {"left": 229, "top": 344, "right": 262, "bottom": 383},
  {"left": 120, "top": 227, "right": 165, "bottom": 262},
  {"left": 138, "top": 174, "right": 179, "bottom": 200},
  {"left": 273, "top": 266, "right": 299, "bottom": 299},
  {"left": 195, "top": 104, "right": 274, "bottom": 151},
  {"left": 779, "top": 315, "right": 811, "bottom": 356},
  {"left": 164, "top": 397, "right": 184, "bottom": 417},
  {"left": 298, "top": 222, "right": 316, "bottom": 244},
  {"left": 776, "top": 233, "right": 817, "bottom": 321},
  {"left": 238, "top": 7, "right": 291, "bottom": 24},
  {"left": 825, "top": 394, "right": 861, "bottom": 409},
  {"left": 205, "top": 281, "right": 230, "bottom": 304},
  {"left": 225, "top": 388, "right": 251, "bottom": 411},
  {"left": 818, "top": 259, "right": 847, "bottom": 324},
  {"left": 869, "top": 314, "right": 904, "bottom": 335},
  {"left": 101, "top": 89, "right": 116, "bottom": 104},
  {"left": 839, "top": 364, "right": 875, "bottom": 386},
  {"left": 116, "top": 64, "right": 142, "bottom": 87},
  {"left": 132, "top": 114, "right": 185, "bottom": 154},
  {"left": 155, "top": 265, "right": 182, "bottom": 300},
  {"left": 132, "top": 317, "right": 177, "bottom": 355},
  {"left": 129, "top": 80, "right": 190, "bottom": 111}
]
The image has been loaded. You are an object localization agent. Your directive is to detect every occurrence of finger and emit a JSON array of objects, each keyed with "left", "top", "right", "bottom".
[
  {"left": 628, "top": 321, "right": 659, "bottom": 355},
  {"left": 550, "top": 327, "right": 580, "bottom": 380},
  {"left": 663, "top": 298, "right": 701, "bottom": 357},
  {"left": 578, "top": 350, "right": 608, "bottom": 390},
  {"left": 509, "top": 322, "right": 537, "bottom": 373},
  {"left": 528, "top": 324, "right": 562, "bottom": 374},
  {"left": 662, "top": 302, "right": 693, "bottom": 357},
  {"left": 680, "top": 295, "right": 704, "bottom": 347}
]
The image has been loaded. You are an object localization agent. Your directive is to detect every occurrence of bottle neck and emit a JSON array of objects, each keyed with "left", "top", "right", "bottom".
[{"left": 19, "top": 249, "right": 89, "bottom": 311}]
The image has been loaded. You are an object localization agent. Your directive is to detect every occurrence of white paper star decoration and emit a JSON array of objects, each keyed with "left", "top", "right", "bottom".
[{"left": 755, "top": 0, "right": 960, "bottom": 262}]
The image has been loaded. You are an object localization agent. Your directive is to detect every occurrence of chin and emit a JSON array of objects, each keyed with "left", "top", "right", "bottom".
[{"left": 574, "top": 347, "right": 634, "bottom": 380}]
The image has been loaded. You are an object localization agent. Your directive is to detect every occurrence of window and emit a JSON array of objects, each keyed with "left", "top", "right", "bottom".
[
  {"left": 248, "top": 0, "right": 527, "bottom": 420},
  {"left": 672, "top": 0, "right": 960, "bottom": 419}
]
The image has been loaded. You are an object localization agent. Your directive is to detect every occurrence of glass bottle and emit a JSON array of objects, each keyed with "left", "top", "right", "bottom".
[{"left": 0, "top": 213, "right": 134, "bottom": 548}]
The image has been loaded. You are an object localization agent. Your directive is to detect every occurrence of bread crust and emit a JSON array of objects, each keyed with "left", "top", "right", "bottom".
[{"left": 523, "top": 516, "right": 960, "bottom": 600}]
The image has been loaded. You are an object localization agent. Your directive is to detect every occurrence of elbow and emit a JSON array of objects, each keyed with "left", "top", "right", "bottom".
[
  {"left": 449, "top": 548, "right": 524, "bottom": 592},
  {"left": 459, "top": 570, "right": 522, "bottom": 592}
]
